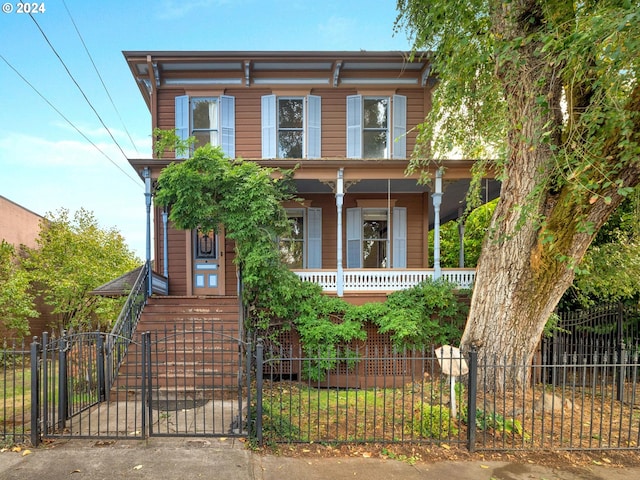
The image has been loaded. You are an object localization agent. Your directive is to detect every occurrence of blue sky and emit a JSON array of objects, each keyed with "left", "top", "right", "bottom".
[{"left": 0, "top": 0, "right": 412, "bottom": 258}]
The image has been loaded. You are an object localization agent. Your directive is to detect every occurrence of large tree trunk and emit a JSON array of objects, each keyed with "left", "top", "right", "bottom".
[{"left": 460, "top": 1, "right": 640, "bottom": 391}]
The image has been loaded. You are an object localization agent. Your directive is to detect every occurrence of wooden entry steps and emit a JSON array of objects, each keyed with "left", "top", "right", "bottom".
[{"left": 110, "top": 296, "right": 243, "bottom": 401}]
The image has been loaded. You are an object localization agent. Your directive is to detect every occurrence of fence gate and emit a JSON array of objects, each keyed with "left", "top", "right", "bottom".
[{"left": 34, "top": 327, "right": 250, "bottom": 442}]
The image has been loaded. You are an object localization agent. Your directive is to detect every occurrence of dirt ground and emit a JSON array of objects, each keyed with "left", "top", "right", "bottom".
[{"left": 266, "top": 441, "right": 640, "bottom": 474}]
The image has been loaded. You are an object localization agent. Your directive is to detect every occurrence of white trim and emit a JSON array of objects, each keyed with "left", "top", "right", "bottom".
[
  {"left": 340, "top": 78, "right": 418, "bottom": 85},
  {"left": 165, "top": 78, "right": 243, "bottom": 85},
  {"left": 253, "top": 78, "right": 331, "bottom": 85},
  {"left": 293, "top": 269, "right": 476, "bottom": 291}
]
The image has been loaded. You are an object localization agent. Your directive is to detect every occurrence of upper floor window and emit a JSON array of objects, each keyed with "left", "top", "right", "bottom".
[
  {"left": 262, "top": 95, "right": 321, "bottom": 159},
  {"left": 175, "top": 94, "right": 235, "bottom": 159},
  {"left": 278, "top": 98, "right": 304, "bottom": 158},
  {"left": 191, "top": 98, "right": 219, "bottom": 150},
  {"left": 347, "top": 94, "right": 406, "bottom": 159}
]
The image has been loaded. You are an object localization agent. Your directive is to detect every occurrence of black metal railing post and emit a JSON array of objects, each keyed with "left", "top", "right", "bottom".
[
  {"left": 58, "top": 332, "right": 68, "bottom": 429},
  {"left": 467, "top": 345, "right": 478, "bottom": 453},
  {"left": 97, "top": 334, "right": 106, "bottom": 402},
  {"left": 30, "top": 337, "right": 40, "bottom": 447},
  {"left": 616, "top": 303, "right": 625, "bottom": 401},
  {"left": 41, "top": 332, "right": 49, "bottom": 435},
  {"left": 142, "top": 331, "right": 150, "bottom": 438},
  {"left": 255, "top": 338, "right": 264, "bottom": 446}
]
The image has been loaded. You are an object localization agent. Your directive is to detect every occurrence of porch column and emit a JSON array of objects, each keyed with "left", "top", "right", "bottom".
[
  {"left": 162, "top": 208, "right": 169, "bottom": 277},
  {"left": 432, "top": 168, "right": 443, "bottom": 280},
  {"left": 143, "top": 167, "right": 153, "bottom": 296},
  {"left": 336, "top": 168, "right": 344, "bottom": 297},
  {"left": 458, "top": 206, "right": 465, "bottom": 268}
]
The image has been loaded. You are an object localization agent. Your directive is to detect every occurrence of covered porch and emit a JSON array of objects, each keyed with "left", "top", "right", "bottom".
[{"left": 266, "top": 159, "right": 499, "bottom": 297}]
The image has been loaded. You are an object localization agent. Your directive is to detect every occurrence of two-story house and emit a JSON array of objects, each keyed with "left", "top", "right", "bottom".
[{"left": 124, "top": 51, "right": 499, "bottom": 305}]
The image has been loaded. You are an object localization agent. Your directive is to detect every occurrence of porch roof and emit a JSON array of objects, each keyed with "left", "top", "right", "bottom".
[{"left": 128, "top": 157, "right": 500, "bottom": 228}]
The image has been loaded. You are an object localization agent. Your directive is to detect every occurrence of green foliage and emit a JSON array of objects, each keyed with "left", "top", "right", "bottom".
[
  {"left": 412, "top": 403, "right": 457, "bottom": 440},
  {"left": 428, "top": 199, "right": 498, "bottom": 268},
  {"left": 155, "top": 144, "right": 300, "bottom": 330},
  {"left": 562, "top": 189, "right": 640, "bottom": 308},
  {"left": 397, "top": 0, "right": 640, "bottom": 363},
  {"left": 474, "top": 409, "right": 525, "bottom": 438},
  {"left": 0, "top": 241, "right": 38, "bottom": 338},
  {"left": 293, "top": 293, "right": 366, "bottom": 381},
  {"left": 153, "top": 127, "right": 194, "bottom": 159},
  {"left": 288, "top": 279, "right": 468, "bottom": 380},
  {"left": 23, "top": 208, "right": 140, "bottom": 332},
  {"left": 374, "top": 279, "right": 468, "bottom": 349}
]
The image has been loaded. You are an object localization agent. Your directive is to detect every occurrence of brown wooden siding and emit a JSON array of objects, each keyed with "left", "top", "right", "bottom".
[
  {"left": 223, "top": 238, "right": 237, "bottom": 296},
  {"left": 151, "top": 81, "right": 432, "bottom": 294},
  {"left": 154, "top": 85, "right": 429, "bottom": 160}
]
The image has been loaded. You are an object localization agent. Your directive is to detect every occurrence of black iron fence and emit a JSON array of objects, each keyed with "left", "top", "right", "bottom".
[
  {"left": 254, "top": 341, "right": 640, "bottom": 451},
  {"left": 3, "top": 301, "right": 640, "bottom": 452},
  {"left": 0, "top": 340, "right": 31, "bottom": 445},
  {"left": 545, "top": 302, "right": 640, "bottom": 364}
]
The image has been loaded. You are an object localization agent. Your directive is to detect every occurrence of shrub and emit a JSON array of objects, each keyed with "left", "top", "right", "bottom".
[
  {"left": 412, "top": 403, "right": 458, "bottom": 439},
  {"left": 374, "top": 278, "right": 468, "bottom": 349}
]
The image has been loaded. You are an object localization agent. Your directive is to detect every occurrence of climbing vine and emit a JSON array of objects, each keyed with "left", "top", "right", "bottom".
[{"left": 153, "top": 138, "right": 469, "bottom": 375}]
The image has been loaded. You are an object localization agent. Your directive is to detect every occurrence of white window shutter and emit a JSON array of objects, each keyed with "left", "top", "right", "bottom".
[
  {"left": 220, "top": 95, "right": 235, "bottom": 158},
  {"left": 392, "top": 94, "right": 407, "bottom": 159},
  {"left": 392, "top": 207, "right": 407, "bottom": 268},
  {"left": 307, "top": 95, "right": 321, "bottom": 159},
  {"left": 346, "top": 207, "right": 362, "bottom": 268},
  {"left": 174, "top": 95, "right": 190, "bottom": 159},
  {"left": 261, "top": 94, "right": 277, "bottom": 158},
  {"left": 346, "top": 95, "right": 362, "bottom": 158},
  {"left": 307, "top": 207, "right": 322, "bottom": 268}
]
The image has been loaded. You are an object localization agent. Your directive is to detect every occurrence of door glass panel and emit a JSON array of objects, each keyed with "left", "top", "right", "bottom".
[{"left": 194, "top": 229, "right": 217, "bottom": 259}]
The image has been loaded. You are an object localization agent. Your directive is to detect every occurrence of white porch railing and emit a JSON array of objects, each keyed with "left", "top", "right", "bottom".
[{"left": 293, "top": 268, "right": 475, "bottom": 292}]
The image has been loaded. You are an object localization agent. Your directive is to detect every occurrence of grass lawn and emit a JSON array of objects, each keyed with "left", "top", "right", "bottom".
[{"left": 0, "top": 365, "right": 31, "bottom": 426}]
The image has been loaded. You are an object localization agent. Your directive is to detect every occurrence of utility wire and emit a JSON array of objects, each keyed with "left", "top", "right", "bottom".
[
  {"left": 0, "top": 53, "right": 141, "bottom": 187},
  {"left": 62, "top": 0, "right": 140, "bottom": 154},
  {"left": 27, "top": 12, "right": 134, "bottom": 165}
]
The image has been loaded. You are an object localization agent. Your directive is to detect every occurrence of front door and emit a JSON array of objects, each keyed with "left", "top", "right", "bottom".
[{"left": 191, "top": 228, "right": 226, "bottom": 295}]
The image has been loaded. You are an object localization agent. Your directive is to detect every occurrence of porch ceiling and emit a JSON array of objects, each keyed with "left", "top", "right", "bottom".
[{"left": 295, "top": 178, "right": 501, "bottom": 228}]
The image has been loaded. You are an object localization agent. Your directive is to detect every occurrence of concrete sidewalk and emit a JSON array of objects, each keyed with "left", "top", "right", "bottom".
[{"left": 1, "top": 437, "right": 638, "bottom": 480}]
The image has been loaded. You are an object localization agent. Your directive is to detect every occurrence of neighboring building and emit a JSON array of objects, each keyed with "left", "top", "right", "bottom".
[
  {"left": 0, "top": 195, "right": 42, "bottom": 251},
  {"left": 124, "top": 51, "right": 500, "bottom": 304},
  {"left": 0, "top": 195, "right": 53, "bottom": 338}
]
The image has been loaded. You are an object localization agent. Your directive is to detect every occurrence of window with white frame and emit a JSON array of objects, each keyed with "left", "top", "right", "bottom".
[
  {"left": 262, "top": 95, "right": 321, "bottom": 159},
  {"left": 191, "top": 98, "right": 219, "bottom": 149},
  {"left": 175, "top": 94, "right": 235, "bottom": 159},
  {"left": 280, "top": 209, "right": 305, "bottom": 268},
  {"left": 363, "top": 98, "right": 389, "bottom": 158},
  {"left": 279, "top": 208, "right": 323, "bottom": 269},
  {"left": 277, "top": 98, "right": 304, "bottom": 158},
  {"left": 347, "top": 94, "right": 406, "bottom": 159},
  {"left": 347, "top": 206, "right": 406, "bottom": 269}
]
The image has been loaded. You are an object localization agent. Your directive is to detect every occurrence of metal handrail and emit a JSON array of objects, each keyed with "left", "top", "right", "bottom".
[{"left": 105, "top": 262, "right": 149, "bottom": 390}]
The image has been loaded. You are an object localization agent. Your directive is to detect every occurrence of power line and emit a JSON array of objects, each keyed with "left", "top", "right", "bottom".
[
  {"left": 62, "top": 0, "right": 140, "bottom": 154},
  {"left": 27, "top": 12, "right": 134, "bottom": 166},
  {"left": 0, "top": 53, "right": 142, "bottom": 187}
]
